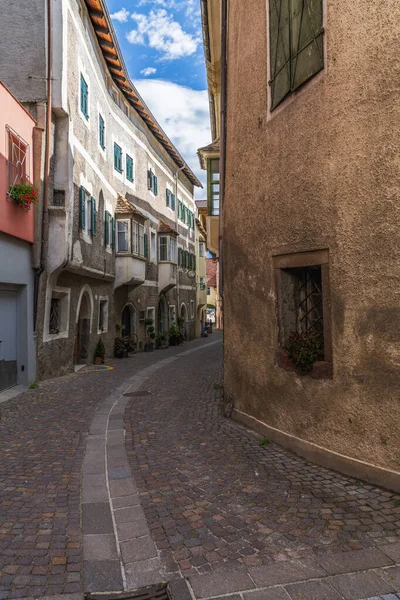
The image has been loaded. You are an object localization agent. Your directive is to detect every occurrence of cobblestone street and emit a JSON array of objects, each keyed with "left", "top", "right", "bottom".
[{"left": 0, "top": 332, "right": 400, "bottom": 599}]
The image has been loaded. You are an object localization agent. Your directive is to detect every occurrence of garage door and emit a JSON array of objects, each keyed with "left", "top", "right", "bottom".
[{"left": 0, "top": 290, "right": 17, "bottom": 392}]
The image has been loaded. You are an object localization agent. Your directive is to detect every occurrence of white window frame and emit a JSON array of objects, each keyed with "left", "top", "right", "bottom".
[
  {"left": 132, "top": 220, "right": 139, "bottom": 254},
  {"left": 158, "top": 235, "right": 177, "bottom": 263},
  {"left": 117, "top": 219, "right": 130, "bottom": 254},
  {"left": 44, "top": 286, "right": 71, "bottom": 342},
  {"left": 98, "top": 297, "right": 109, "bottom": 333}
]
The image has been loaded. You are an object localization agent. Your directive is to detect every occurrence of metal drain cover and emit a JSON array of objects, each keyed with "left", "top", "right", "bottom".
[
  {"left": 86, "top": 583, "right": 170, "bottom": 600},
  {"left": 123, "top": 390, "right": 152, "bottom": 397}
]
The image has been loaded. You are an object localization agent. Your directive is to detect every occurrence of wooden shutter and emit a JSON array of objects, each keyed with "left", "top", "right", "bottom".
[
  {"left": 171, "top": 193, "right": 176, "bottom": 211},
  {"left": 269, "top": 0, "right": 291, "bottom": 110},
  {"left": 193, "top": 254, "right": 196, "bottom": 271},
  {"left": 144, "top": 233, "right": 148, "bottom": 258},
  {"left": 111, "top": 217, "right": 116, "bottom": 249},
  {"left": 154, "top": 175, "right": 158, "bottom": 196},
  {"left": 91, "top": 197, "right": 97, "bottom": 236},
  {"left": 105, "top": 211, "right": 110, "bottom": 245},
  {"left": 147, "top": 169, "right": 152, "bottom": 190},
  {"left": 178, "top": 247, "right": 182, "bottom": 266},
  {"left": 79, "top": 186, "right": 86, "bottom": 229},
  {"left": 290, "top": 0, "right": 324, "bottom": 92}
]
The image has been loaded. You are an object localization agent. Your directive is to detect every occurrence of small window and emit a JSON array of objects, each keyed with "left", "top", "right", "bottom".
[
  {"left": 99, "top": 114, "right": 105, "bottom": 149},
  {"left": 126, "top": 155, "right": 134, "bottom": 182},
  {"left": 98, "top": 299, "right": 108, "bottom": 332},
  {"left": 132, "top": 220, "right": 139, "bottom": 254},
  {"left": 80, "top": 74, "right": 89, "bottom": 119},
  {"left": 49, "top": 297, "right": 61, "bottom": 334},
  {"left": 111, "top": 88, "right": 118, "bottom": 104},
  {"left": 147, "top": 307, "right": 155, "bottom": 322},
  {"left": 104, "top": 211, "right": 115, "bottom": 247},
  {"left": 117, "top": 220, "right": 130, "bottom": 253},
  {"left": 79, "top": 187, "right": 96, "bottom": 236},
  {"left": 138, "top": 224, "right": 145, "bottom": 256},
  {"left": 199, "top": 242, "right": 205, "bottom": 257},
  {"left": 273, "top": 250, "right": 332, "bottom": 370},
  {"left": 114, "top": 143, "right": 122, "bottom": 173},
  {"left": 169, "top": 305, "right": 176, "bottom": 324},
  {"left": 166, "top": 189, "right": 171, "bottom": 207},
  {"left": 207, "top": 287, "right": 211, "bottom": 295},
  {"left": 158, "top": 235, "right": 177, "bottom": 262},
  {"left": 269, "top": 0, "right": 324, "bottom": 111},
  {"left": 200, "top": 276, "right": 206, "bottom": 290},
  {"left": 7, "top": 126, "right": 29, "bottom": 188},
  {"left": 207, "top": 158, "right": 219, "bottom": 216},
  {"left": 190, "top": 300, "right": 195, "bottom": 319},
  {"left": 147, "top": 169, "right": 158, "bottom": 195}
]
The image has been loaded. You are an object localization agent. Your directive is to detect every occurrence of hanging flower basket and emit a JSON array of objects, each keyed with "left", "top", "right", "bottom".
[{"left": 9, "top": 183, "right": 38, "bottom": 210}]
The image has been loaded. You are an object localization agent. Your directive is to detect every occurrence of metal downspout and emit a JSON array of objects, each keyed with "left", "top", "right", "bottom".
[{"left": 34, "top": 0, "right": 52, "bottom": 331}]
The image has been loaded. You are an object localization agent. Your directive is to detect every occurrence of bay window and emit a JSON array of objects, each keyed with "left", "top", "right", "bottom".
[
  {"left": 159, "top": 235, "right": 177, "bottom": 263},
  {"left": 117, "top": 220, "right": 130, "bottom": 253}
]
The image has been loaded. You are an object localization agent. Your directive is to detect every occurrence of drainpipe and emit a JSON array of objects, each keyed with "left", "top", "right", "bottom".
[
  {"left": 34, "top": 0, "right": 52, "bottom": 331},
  {"left": 175, "top": 165, "right": 185, "bottom": 321},
  {"left": 219, "top": 0, "right": 228, "bottom": 327}
]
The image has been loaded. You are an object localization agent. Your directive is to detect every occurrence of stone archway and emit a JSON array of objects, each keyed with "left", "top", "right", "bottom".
[
  {"left": 121, "top": 303, "right": 136, "bottom": 337},
  {"left": 157, "top": 295, "right": 168, "bottom": 333},
  {"left": 76, "top": 292, "right": 92, "bottom": 364}
]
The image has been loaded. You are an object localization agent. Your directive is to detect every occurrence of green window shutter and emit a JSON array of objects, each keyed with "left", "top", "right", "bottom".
[
  {"left": 193, "top": 254, "right": 196, "bottom": 271},
  {"left": 126, "top": 155, "right": 133, "bottom": 182},
  {"left": 178, "top": 200, "right": 181, "bottom": 220},
  {"left": 91, "top": 197, "right": 97, "bottom": 236},
  {"left": 166, "top": 189, "right": 170, "bottom": 207},
  {"left": 99, "top": 114, "right": 105, "bottom": 148},
  {"left": 79, "top": 186, "right": 86, "bottom": 230},
  {"left": 144, "top": 233, "right": 148, "bottom": 258},
  {"left": 178, "top": 247, "right": 182, "bottom": 266},
  {"left": 290, "top": 0, "right": 324, "bottom": 92},
  {"left": 80, "top": 75, "right": 88, "bottom": 118},
  {"left": 114, "top": 143, "right": 122, "bottom": 172},
  {"left": 111, "top": 217, "right": 116, "bottom": 249},
  {"left": 105, "top": 211, "right": 110, "bottom": 245},
  {"left": 171, "top": 193, "right": 175, "bottom": 211},
  {"left": 269, "top": 0, "right": 291, "bottom": 110},
  {"left": 147, "top": 169, "right": 152, "bottom": 190},
  {"left": 154, "top": 175, "right": 158, "bottom": 196}
]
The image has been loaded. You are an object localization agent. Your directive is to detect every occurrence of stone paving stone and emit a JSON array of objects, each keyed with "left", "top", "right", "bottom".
[
  {"left": 109, "top": 478, "right": 136, "bottom": 498},
  {"left": 82, "top": 503, "right": 113, "bottom": 535},
  {"left": 189, "top": 571, "right": 255, "bottom": 598},
  {"left": 244, "top": 589, "right": 291, "bottom": 600},
  {"left": 108, "top": 466, "right": 131, "bottom": 480},
  {"left": 114, "top": 505, "right": 145, "bottom": 524},
  {"left": 112, "top": 494, "right": 140, "bottom": 509},
  {"left": 120, "top": 536, "right": 158, "bottom": 562},
  {"left": 378, "top": 565, "right": 400, "bottom": 590},
  {"left": 285, "top": 579, "right": 343, "bottom": 599},
  {"left": 124, "top": 558, "right": 164, "bottom": 589},
  {"left": 82, "top": 473, "right": 106, "bottom": 488},
  {"left": 327, "top": 571, "right": 396, "bottom": 599},
  {"left": 117, "top": 520, "right": 149, "bottom": 542},
  {"left": 82, "top": 485, "right": 108, "bottom": 504},
  {"left": 168, "top": 578, "right": 192, "bottom": 600},
  {"left": 83, "top": 534, "right": 118, "bottom": 561},
  {"left": 380, "top": 543, "right": 400, "bottom": 564},
  {"left": 83, "top": 559, "right": 123, "bottom": 593},
  {"left": 249, "top": 560, "right": 325, "bottom": 587},
  {"left": 317, "top": 548, "right": 393, "bottom": 575}
]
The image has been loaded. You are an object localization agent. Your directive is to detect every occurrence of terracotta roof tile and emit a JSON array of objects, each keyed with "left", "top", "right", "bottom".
[
  {"left": 115, "top": 196, "right": 146, "bottom": 218},
  {"left": 158, "top": 221, "right": 178, "bottom": 235}
]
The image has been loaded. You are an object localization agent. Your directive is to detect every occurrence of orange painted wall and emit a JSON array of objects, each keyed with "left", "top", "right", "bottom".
[{"left": 0, "top": 82, "right": 36, "bottom": 243}]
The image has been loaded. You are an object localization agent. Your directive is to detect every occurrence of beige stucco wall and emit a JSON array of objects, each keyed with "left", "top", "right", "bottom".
[{"left": 223, "top": 0, "right": 400, "bottom": 476}]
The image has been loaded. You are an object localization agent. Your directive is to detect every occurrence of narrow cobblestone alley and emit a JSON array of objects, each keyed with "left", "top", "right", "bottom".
[{"left": 0, "top": 333, "right": 400, "bottom": 599}]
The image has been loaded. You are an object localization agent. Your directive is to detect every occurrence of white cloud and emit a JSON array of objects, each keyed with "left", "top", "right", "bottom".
[
  {"left": 134, "top": 79, "right": 211, "bottom": 194},
  {"left": 140, "top": 67, "right": 157, "bottom": 76},
  {"left": 127, "top": 9, "right": 200, "bottom": 60},
  {"left": 110, "top": 7, "right": 130, "bottom": 22}
]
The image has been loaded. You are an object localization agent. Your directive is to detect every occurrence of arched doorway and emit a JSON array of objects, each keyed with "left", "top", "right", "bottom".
[
  {"left": 76, "top": 292, "right": 91, "bottom": 364},
  {"left": 157, "top": 296, "right": 168, "bottom": 333},
  {"left": 121, "top": 303, "right": 136, "bottom": 336}
]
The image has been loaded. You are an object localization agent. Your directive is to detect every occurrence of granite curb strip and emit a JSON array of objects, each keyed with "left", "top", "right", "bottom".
[{"left": 82, "top": 340, "right": 222, "bottom": 595}]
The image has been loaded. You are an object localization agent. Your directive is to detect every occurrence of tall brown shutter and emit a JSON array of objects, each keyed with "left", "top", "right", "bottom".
[
  {"left": 290, "top": 0, "right": 324, "bottom": 92},
  {"left": 269, "top": 0, "right": 291, "bottom": 110}
]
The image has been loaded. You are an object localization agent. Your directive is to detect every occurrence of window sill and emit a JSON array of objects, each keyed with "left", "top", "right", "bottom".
[
  {"left": 116, "top": 252, "right": 146, "bottom": 261},
  {"left": 276, "top": 351, "right": 333, "bottom": 380},
  {"left": 49, "top": 206, "right": 66, "bottom": 216}
]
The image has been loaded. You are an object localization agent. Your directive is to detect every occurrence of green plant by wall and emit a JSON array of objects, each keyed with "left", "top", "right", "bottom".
[
  {"left": 285, "top": 331, "right": 323, "bottom": 373},
  {"left": 94, "top": 338, "right": 105, "bottom": 358},
  {"left": 29, "top": 381, "right": 39, "bottom": 389}
]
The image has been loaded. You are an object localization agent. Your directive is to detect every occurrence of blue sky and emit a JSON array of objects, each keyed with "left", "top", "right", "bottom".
[{"left": 106, "top": 0, "right": 211, "bottom": 195}]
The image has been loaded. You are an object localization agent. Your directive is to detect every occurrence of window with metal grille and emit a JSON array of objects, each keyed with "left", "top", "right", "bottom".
[
  {"left": 49, "top": 298, "right": 60, "bottom": 334},
  {"left": 269, "top": 0, "right": 324, "bottom": 110},
  {"left": 7, "top": 126, "right": 29, "bottom": 188}
]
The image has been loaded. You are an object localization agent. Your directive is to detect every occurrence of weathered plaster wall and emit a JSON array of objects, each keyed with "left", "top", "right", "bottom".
[{"left": 224, "top": 0, "right": 400, "bottom": 474}]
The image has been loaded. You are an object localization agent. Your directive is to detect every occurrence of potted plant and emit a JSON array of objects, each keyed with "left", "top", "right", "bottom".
[
  {"left": 114, "top": 337, "right": 127, "bottom": 358},
  {"left": 116, "top": 322, "right": 125, "bottom": 337},
  {"left": 144, "top": 317, "right": 155, "bottom": 352},
  {"left": 284, "top": 330, "right": 323, "bottom": 373},
  {"left": 9, "top": 182, "right": 38, "bottom": 210},
  {"left": 155, "top": 331, "right": 168, "bottom": 349},
  {"left": 94, "top": 338, "right": 105, "bottom": 365},
  {"left": 169, "top": 323, "right": 184, "bottom": 346}
]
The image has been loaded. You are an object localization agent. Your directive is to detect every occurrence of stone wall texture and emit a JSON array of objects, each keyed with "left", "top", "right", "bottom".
[{"left": 223, "top": 0, "right": 400, "bottom": 476}]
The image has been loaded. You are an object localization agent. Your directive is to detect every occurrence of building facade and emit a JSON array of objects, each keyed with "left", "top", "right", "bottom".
[
  {"left": 204, "top": 0, "right": 400, "bottom": 491},
  {"left": 0, "top": 0, "right": 201, "bottom": 380},
  {"left": 0, "top": 83, "right": 38, "bottom": 392}
]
